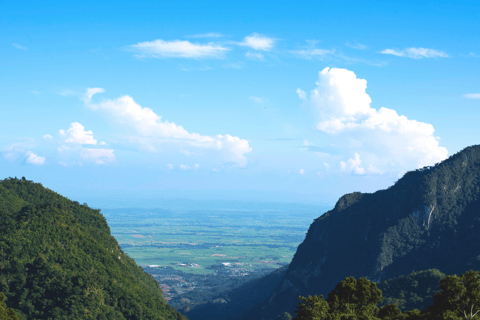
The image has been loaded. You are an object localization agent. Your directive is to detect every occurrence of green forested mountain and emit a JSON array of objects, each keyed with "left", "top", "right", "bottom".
[
  {"left": 0, "top": 177, "right": 187, "bottom": 320},
  {"left": 378, "top": 269, "right": 445, "bottom": 312},
  {"left": 243, "top": 144, "right": 480, "bottom": 319}
]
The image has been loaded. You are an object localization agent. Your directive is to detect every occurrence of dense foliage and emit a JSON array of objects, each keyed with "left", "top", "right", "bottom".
[
  {"left": 0, "top": 292, "right": 18, "bottom": 320},
  {"left": 0, "top": 177, "right": 187, "bottom": 320},
  {"left": 292, "top": 271, "right": 480, "bottom": 319},
  {"left": 378, "top": 269, "right": 445, "bottom": 312}
]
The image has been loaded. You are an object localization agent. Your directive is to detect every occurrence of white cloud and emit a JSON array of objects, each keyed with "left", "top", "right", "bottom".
[
  {"left": 55, "top": 89, "right": 76, "bottom": 96},
  {"left": 99, "top": 141, "right": 107, "bottom": 145},
  {"left": 187, "top": 32, "right": 223, "bottom": 38},
  {"left": 245, "top": 51, "right": 265, "bottom": 60},
  {"left": 249, "top": 96, "right": 266, "bottom": 104},
  {"left": 85, "top": 89, "right": 252, "bottom": 167},
  {"left": 380, "top": 47, "right": 448, "bottom": 59},
  {"left": 346, "top": 41, "right": 367, "bottom": 50},
  {"left": 463, "top": 93, "right": 480, "bottom": 99},
  {"left": 298, "top": 169, "right": 305, "bottom": 175},
  {"left": 43, "top": 134, "right": 53, "bottom": 140},
  {"left": 303, "top": 140, "right": 313, "bottom": 146},
  {"left": 298, "top": 67, "right": 448, "bottom": 172},
  {"left": 60, "top": 122, "right": 97, "bottom": 145},
  {"left": 84, "top": 88, "right": 105, "bottom": 102},
  {"left": 180, "top": 164, "right": 191, "bottom": 170},
  {"left": 180, "top": 149, "right": 192, "bottom": 156},
  {"left": 223, "top": 61, "right": 245, "bottom": 69},
  {"left": 340, "top": 153, "right": 366, "bottom": 175},
  {"left": 128, "top": 39, "right": 229, "bottom": 59},
  {"left": 239, "top": 33, "right": 275, "bottom": 51},
  {"left": 2, "top": 141, "right": 37, "bottom": 161},
  {"left": 12, "top": 43, "right": 28, "bottom": 50},
  {"left": 25, "top": 151, "right": 45, "bottom": 165},
  {"left": 194, "top": 164, "right": 200, "bottom": 169},
  {"left": 80, "top": 148, "right": 115, "bottom": 164},
  {"left": 291, "top": 48, "right": 335, "bottom": 59},
  {"left": 58, "top": 161, "right": 68, "bottom": 167},
  {"left": 167, "top": 164, "right": 174, "bottom": 170},
  {"left": 296, "top": 88, "right": 307, "bottom": 100}
]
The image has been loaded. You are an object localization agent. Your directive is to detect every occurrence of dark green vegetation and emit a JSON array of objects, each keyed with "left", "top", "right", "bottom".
[
  {"left": 378, "top": 269, "right": 445, "bottom": 312},
  {"left": 292, "top": 270, "right": 480, "bottom": 320},
  {"left": 225, "top": 144, "right": 480, "bottom": 319},
  {"left": 0, "top": 178, "right": 186, "bottom": 320},
  {"left": 0, "top": 292, "right": 18, "bottom": 320}
]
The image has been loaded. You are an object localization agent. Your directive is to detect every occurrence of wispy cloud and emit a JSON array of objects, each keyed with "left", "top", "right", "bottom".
[
  {"left": 180, "top": 164, "right": 191, "bottom": 170},
  {"left": 187, "top": 32, "right": 223, "bottom": 38},
  {"left": 291, "top": 41, "right": 334, "bottom": 59},
  {"left": 128, "top": 39, "right": 229, "bottom": 59},
  {"left": 380, "top": 47, "right": 448, "bottom": 59},
  {"left": 345, "top": 41, "right": 367, "bottom": 50},
  {"left": 54, "top": 89, "right": 77, "bottom": 96},
  {"left": 249, "top": 96, "right": 267, "bottom": 104},
  {"left": 238, "top": 33, "right": 276, "bottom": 51},
  {"left": 179, "top": 65, "right": 211, "bottom": 72},
  {"left": 291, "top": 48, "right": 335, "bottom": 59},
  {"left": 222, "top": 61, "right": 245, "bottom": 69},
  {"left": 245, "top": 51, "right": 265, "bottom": 61},
  {"left": 12, "top": 43, "right": 28, "bottom": 50},
  {"left": 463, "top": 93, "right": 480, "bottom": 99}
]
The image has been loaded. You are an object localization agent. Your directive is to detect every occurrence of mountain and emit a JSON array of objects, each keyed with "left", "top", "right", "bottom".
[
  {"left": 245, "top": 144, "right": 480, "bottom": 319},
  {"left": 0, "top": 177, "right": 187, "bottom": 320}
]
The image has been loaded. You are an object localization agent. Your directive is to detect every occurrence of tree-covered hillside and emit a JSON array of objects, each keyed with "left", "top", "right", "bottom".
[
  {"left": 0, "top": 177, "right": 187, "bottom": 320},
  {"left": 378, "top": 269, "right": 445, "bottom": 312},
  {"left": 248, "top": 144, "right": 480, "bottom": 319}
]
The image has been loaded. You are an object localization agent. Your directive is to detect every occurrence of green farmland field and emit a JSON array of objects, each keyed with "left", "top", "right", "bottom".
[{"left": 103, "top": 207, "right": 325, "bottom": 275}]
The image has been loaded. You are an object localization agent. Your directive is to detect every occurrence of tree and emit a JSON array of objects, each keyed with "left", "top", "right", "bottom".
[
  {"left": 430, "top": 270, "right": 480, "bottom": 319},
  {"left": 293, "top": 295, "right": 329, "bottom": 320},
  {"left": 326, "top": 276, "right": 383, "bottom": 320},
  {"left": 0, "top": 292, "right": 18, "bottom": 320}
]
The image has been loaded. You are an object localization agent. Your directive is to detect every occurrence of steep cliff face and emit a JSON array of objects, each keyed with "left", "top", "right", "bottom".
[{"left": 253, "top": 145, "right": 480, "bottom": 319}]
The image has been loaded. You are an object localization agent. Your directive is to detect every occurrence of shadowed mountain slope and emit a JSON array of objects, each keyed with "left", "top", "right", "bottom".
[
  {"left": 246, "top": 144, "right": 480, "bottom": 319},
  {"left": 0, "top": 177, "right": 187, "bottom": 320}
]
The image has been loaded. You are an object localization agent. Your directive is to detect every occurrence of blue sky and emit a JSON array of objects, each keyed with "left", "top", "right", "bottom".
[{"left": 1, "top": 1, "right": 479, "bottom": 206}]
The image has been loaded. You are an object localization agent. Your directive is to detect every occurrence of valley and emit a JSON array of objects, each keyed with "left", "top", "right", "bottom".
[{"left": 102, "top": 206, "right": 327, "bottom": 310}]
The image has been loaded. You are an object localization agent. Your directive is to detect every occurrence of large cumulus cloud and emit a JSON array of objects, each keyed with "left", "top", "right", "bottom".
[{"left": 298, "top": 67, "right": 448, "bottom": 173}]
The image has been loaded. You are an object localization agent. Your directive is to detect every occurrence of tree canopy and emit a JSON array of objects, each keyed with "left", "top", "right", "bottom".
[{"left": 0, "top": 177, "right": 187, "bottom": 320}]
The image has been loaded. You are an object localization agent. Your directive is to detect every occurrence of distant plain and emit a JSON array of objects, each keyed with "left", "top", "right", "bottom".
[{"left": 103, "top": 206, "right": 328, "bottom": 274}]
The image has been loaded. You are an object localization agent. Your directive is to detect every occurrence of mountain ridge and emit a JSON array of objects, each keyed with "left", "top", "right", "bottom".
[{"left": 245, "top": 144, "right": 480, "bottom": 319}]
